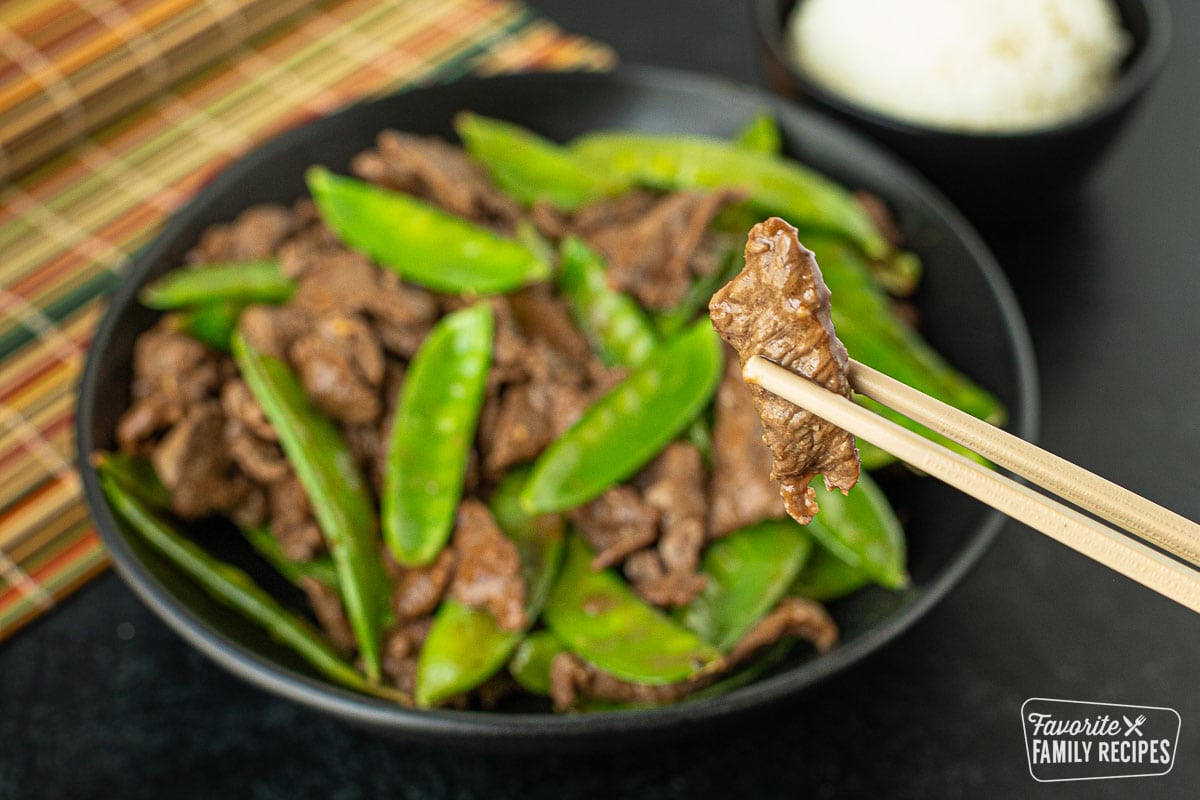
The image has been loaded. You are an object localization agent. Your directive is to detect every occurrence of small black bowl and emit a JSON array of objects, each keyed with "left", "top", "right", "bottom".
[
  {"left": 754, "top": 0, "right": 1171, "bottom": 214},
  {"left": 77, "top": 67, "right": 1038, "bottom": 751}
]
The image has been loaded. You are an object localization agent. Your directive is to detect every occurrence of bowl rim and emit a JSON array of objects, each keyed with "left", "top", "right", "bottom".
[
  {"left": 76, "top": 64, "right": 1040, "bottom": 744},
  {"left": 753, "top": 0, "right": 1173, "bottom": 140}
]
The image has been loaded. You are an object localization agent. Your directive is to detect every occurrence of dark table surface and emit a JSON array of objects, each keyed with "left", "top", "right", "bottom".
[{"left": 4, "top": 1, "right": 1199, "bottom": 798}]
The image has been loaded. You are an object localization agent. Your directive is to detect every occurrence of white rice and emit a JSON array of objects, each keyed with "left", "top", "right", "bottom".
[{"left": 787, "top": 0, "right": 1130, "bottom": 133}]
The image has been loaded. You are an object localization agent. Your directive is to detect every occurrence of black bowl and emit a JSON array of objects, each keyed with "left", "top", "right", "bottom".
[
  {"left": 77, "top": 67, "right": 1037, "bottom": 750},
  {"left": 753, "top": 0, "right": 1171, "bottom": 215}
]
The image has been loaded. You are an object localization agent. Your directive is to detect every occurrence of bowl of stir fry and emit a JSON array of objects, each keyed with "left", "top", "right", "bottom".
[{"left": 77, "top": 67, "right": 1037, "bottom": 747}]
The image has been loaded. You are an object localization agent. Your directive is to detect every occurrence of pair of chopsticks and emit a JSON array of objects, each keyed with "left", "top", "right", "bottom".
[{"left": 743, "top": 356, "right": 1200, "bottom": 614}]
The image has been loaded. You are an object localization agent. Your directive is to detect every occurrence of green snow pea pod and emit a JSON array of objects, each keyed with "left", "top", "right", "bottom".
[
  {"left": 557, "top": 237, "right": 658, "bottom": 367},
  {"left": 508, "top": 630, "right": 566, "bottom": 696},
  {"left": 570, "top": 132, "right": 888, "bottom": 260},
  {"left": 520, "top": 319, "right": 723, "bottom": 514},
  {"left": 544, "top": 534, "right": 721, "bottom": 684},
  {"left": 732, "top": 111, "right": 782, "bottom": 155},
  {"left": 232, "top": 330, "right": 385, "bottom": 682},
  {"left": 383, "top": 302, "right": 493, "bottom": 566},
  {"left": 455, "top": 112, "right": 628, "bottom": 210},
  {"left": 139, "top": 260, "right": 293, "bottom": 309},
  {"left": 175, "top": 301, "right": 246, "bottom": 352},
  {"left": 678, "top": 520, "right": 813, "bottom": 652},
  {"left": 241, "top": 527, "right": 397, "bottom": 629},
  {"left": 789, "top": 537, "right": 873, "bottom": 601},
  {"left": 307, "top": 167, "right": 550, "bottom": 294},
  {"left": 806, "top": 473, "right": 907, "bottom": 590},
  {"left": 99, "top": 475, "right": 402, "bottom": 700},
  {"left": 415, "top": 467, "right": 565, "bottom": 706},
  {"left": 91, "top": 451, "right": 170, "bottom": 510}
]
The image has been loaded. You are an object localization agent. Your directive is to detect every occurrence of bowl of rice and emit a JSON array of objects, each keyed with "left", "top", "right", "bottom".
[{"left": 753, "top": 0, "right": 1171, "bottom": 213}]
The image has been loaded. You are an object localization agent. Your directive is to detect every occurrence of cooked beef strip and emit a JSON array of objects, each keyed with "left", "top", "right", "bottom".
[
  {"left": 729, "top": 597, "right": 838, "bottom": 661},
  {"left": 448, "top": 499, "right": 527, "bottom": 632},
  {"left": 586, "top": 190, "right": 744, "bottom": 310},
  {"left": 482, "top": 382, "right": 555, "bottom": 478},
  {"left": 298, "top": 575, "right": 357, "bottom": 653},
  {"left": 151, "top": 402, "right": 247, "bottom": 519},
  {"left": 185, "top": 204, "right": 296, "bottom": 264},
  {"left": 549, "top": 596, "right": 838, "bottom": 710},
  {"left": 227, "top": 482, "right": 268, "bottom": 530},
  {"left": 289, "top": 314, "right": 384, "bottom": 425},
  {"left": 117, "top": 322, "right": 225, "bottom": 454},
  {"left": 220, "top": 379, "right": 277, "bottom": 441},
  {"left": 529, "top": 201, "right": 572, "bottom": 240},
  {"left": 549, "top": 651, "right": 706, "bottom": 711},
  {"left": 569, "top": 190, "right": 659, "bottom": 236},
  {"left": 238, "top": 305, "right": 310, "bottom": 362},
  {"left": 267, "top": 474, "right": 324, "bottom": 561},
  {"left": 624, "top": 550, "right": 707, "bottom": 608},
  {"left": 381, "top": 616, "right": 433, "bottom": 696},
  {"left": 390, "top": 547, "right": 456, "bottom": 622},
  {"left": 350, "top": 130, "right": 522, "bottom": 231},
  {"left": 568, "top": 486, "right": 659, "bottom": 570},
  {"left": 479, "top": 312, "right": 606, "bottom": 479},
  {"left": 508, "top": 285, "right": 593, "bottom": 364},
  {"left": 228, "top": 205, "right": 295, "bottom": 260},
  {"left": 289, "top": 249, "right": 379, "bottom": 314},
  {"left": 623, "top": 442, "right": 709, "bottom": 607},
  {"left": 708, "top": 355, "right": 786, "bottom": 537},
  {"left": 225, "top": 419, "right": 290, "bottom": 484},
  {"left": 709, "top": 217, "right": 860, "bottom": 524}
]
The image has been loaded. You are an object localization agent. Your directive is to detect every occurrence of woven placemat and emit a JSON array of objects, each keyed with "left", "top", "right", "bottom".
[{"left": 0, "top": 0, "right": 614, "bottom": 641}]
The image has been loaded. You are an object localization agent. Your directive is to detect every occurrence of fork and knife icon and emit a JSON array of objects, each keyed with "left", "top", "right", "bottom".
[{"left": 1123, "top": 714, "right": 1147, "bottom": 737}]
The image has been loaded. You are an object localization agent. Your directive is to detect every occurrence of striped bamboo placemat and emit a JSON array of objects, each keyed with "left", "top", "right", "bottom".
[
  {"left": 0, "top": 0, "right": 319, "bottom": 182},
  {"left": 0, "top": 0, "right": 614, "bottom": 642}
]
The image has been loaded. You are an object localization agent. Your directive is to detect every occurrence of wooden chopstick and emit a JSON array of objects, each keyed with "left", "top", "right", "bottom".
[
  {"left": 742, "top": 356, "right": 1200, "bottom": 615},
  {"left": 848, "top": 359, "right": 1200, "bottom": 570}
]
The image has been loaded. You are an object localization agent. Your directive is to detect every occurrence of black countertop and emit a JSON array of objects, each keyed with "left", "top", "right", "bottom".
[{"left": 4, "top": 2, "right": 1199, "bottom": 797}]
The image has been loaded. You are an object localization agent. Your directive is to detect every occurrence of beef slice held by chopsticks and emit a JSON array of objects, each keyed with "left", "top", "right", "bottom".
[{"left": 709, "top": 216, "right": 860, "bottom": 524}]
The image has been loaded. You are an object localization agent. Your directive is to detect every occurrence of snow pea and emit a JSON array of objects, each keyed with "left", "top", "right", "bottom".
[
  {"left": 415, "top": 467, "right": 565, "bottom": 706},
  {"left": 383, "top": 302, "right": 493, "bottom": 566},
  {"left": 544, "top": 534, "right": 721, "bottom": 684},
  {"left": 678, "top": 520, "right": 813, "bottom": 652},
  {"left": 733, "top": 111, "right": 782, "bottom": 155},
  {"left": 455, "top": 112, "right": 628, "bottom": 210},
  {"left": 570, "top": 132, "right": 888, "bottom": 260},
  {"left": 802, "top": 232, "right": 1004, "bottom": 468},
  {"left": 99, "top": 474, "right": 402, "bottom": 700},
  {"left": 307, "top": 167, "right": 551, "bottom": 294},
  {"left": 520, "top": 319, "right": 723, "bottom": 514},
  {"left": 175, "top": 301, "right": 246, "bottom": 352},
  {"left": 508, "top": 630, "right": 566, "bottom": 696},
  {"left": 91, "top": 450, "right": 170, "bottom": 510},
  {"left": 806, "top": 473, "right": 907, "bottom": 590},
  {"left": 140, "top": 260, "right": 293, "bottom": 309},
  {"left": 556, "top": 237, "right": 658, "bottom": 367},
  {"left": 790, "top": 538, "right": 873, "bottom": 601},
  {"left": 232, "top": 329, "right": 385, "bottom": 682}
]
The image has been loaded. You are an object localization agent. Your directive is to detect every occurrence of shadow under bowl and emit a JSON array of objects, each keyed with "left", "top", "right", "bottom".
[{"left": 753, "top": 0, "right": 1172, "bottom": 216}]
